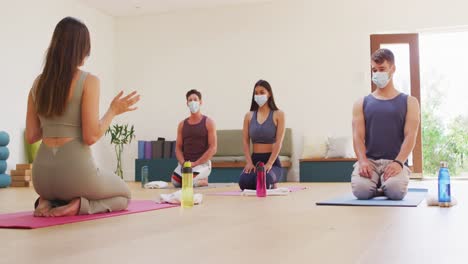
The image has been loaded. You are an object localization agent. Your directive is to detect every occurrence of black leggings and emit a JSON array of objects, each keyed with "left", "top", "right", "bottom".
[{"left": 238, "top": 153, "right": 282, "bottom": 190}]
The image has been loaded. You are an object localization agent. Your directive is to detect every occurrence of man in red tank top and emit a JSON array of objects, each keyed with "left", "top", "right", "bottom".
[{"left": 171, "top": 89, "right": 217, "bottom": 187}]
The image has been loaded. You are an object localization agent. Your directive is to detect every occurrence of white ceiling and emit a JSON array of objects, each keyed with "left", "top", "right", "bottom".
[{"left": 78, "top": 0, "right": 273, "bottom": 17}]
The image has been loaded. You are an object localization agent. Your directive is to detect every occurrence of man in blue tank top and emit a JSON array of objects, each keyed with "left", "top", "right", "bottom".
[
  {"left": 351, "top": 49, "right": 420, "bottom": 200},
  {"left": 171, "top": 89, "right": 217, "bottom": 188}
]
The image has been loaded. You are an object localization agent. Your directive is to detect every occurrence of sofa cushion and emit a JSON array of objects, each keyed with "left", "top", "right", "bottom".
[
  {"left": 215, "top": 130, "right": 244, "bottom": 156},
  {"left": 326, "top": 136, "right": 355, "bottom": 158},
  {"left": 279, "top": 128, "right": 292, "bottom": 156},
  {"left": 301, "top": 134, "right": 327, "bottom": 159}
]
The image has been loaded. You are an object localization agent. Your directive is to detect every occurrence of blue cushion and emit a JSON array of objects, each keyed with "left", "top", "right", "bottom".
[
  {"left": 0, "top": 131, "right": 9, "bottom": 147},
  {"left": 0, "top": 174, "right": 11, "bottom": 188},
  {"left": 0, "top": 160, "right": 6, "bottom": 174},
  {"left": 0, "top": 147, "right": 9, "bottom": 160}
]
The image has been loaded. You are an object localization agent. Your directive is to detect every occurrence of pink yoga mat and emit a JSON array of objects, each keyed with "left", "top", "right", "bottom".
[
  {"left": 208, "top": 186, "right": 307, "bottom": 196},
  {"left": 0, "top": 200, "right": 177, "bottom": 229}
]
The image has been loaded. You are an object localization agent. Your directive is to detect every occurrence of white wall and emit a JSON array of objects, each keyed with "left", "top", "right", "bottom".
[
  {"left": 114, "top": 0, "right": 468, "bottom": 181},
  {"left": 4, "top": 0, "right": 468, "bottom": 181},
  {"left": 0, "top": 0, "right": 116, "bottom": 174}
]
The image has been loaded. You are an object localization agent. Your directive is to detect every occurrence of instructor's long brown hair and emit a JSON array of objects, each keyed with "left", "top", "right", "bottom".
[{"left": 35, "top": 17, "right": 90, "bottom": 117}]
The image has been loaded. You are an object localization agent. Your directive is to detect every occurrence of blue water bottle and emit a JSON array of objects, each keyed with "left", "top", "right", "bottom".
[
  {"left": 438, "top": 161, "right": 451, "bottom": 207},
  {"left": 141, "top": 165, "right": 149, "bottom": 188}
]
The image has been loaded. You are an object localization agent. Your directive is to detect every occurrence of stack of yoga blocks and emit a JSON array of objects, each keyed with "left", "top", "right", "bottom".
[
  {"left": 10, "top": 164, "right": 33, "bottom": 187},
  {"left": 0, "top": 131, "right": 11, "bottom": 188}
]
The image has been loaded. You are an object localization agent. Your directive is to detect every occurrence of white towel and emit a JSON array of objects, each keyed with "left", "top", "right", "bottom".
[
  {"left": 241, "top": 187, "right": 290, "bottom": 196},
  {"left": 158, "top": 190, "right": 203, "bottom": 205},
  {"left": 144, "top": 181, "right": 169, "bottom": 189}
]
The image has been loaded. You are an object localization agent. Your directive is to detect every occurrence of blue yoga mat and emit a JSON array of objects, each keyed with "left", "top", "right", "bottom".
[{"left": 316, "top": 188, "right": 428, "bottom": 207}]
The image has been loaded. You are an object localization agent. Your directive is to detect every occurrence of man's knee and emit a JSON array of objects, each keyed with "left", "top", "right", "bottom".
[
  {"left": 193, "top": 174, "right": 209, "bottom": 187},
  {"left": 171, "top": 175, "right": 182, "bottom": 188},
  {"left": 383, "top": 178, "right": 408, "bottom": 200},
  {"left": 351, "top": 177, "right": 376, "bottom": 200}
]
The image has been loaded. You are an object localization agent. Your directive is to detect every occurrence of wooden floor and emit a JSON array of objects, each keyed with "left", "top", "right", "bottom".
[{"left": 0, "top": 180, "right": 467, "bottom": 264}]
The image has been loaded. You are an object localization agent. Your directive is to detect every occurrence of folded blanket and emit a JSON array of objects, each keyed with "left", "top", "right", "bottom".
[
  {"left": 144, "top": 181, "right": 169, "bottom": 189},
  {"left": 426, "top": 194, "right": 458, "bottom": 207},
  {"left": 241, "top": 187, "right": 291, "bottom": 196},
  {"left": 158, "top": 190, "right": 203, "bottom": 205}
]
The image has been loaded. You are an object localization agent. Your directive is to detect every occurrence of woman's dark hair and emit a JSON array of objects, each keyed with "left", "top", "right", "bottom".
[
  {"left": 35, "top": 17, "right": 91, "bottom": 117},
  {"left": 249, "top": 80, "right": 279, "bottom": 111}
]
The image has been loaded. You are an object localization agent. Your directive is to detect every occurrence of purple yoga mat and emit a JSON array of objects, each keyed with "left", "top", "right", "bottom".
[
  {"left": 0, "top": 200, "right": 177, "bottom": 229},
  {"left": 208, "top": 186, "right": 307, "bottom": 196}
]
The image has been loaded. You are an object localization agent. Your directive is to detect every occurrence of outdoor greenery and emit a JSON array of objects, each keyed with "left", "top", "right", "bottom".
[{"left": 422, "top": 78, "right": 468, "bottom": 176}]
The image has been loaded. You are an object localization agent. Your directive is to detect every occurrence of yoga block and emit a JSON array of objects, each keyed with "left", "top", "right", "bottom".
[
  {"left": 0, "top": 147, "right": 9, "bottom": 160},
  {"left": 0, "top": 131, "right": 9, "bottom": 147},
  {"left": 10, "top": 181, "right": 31, "bottom": 187},
  {"left": 12, "top": 175, "right": 31, "bottom": 181},
  {"left": 10, "top": 170, "right": 32, "bottom": 177},
  {"left": 16, "top": 164, "right": 33, "bottom": 170},
  {"left": 0, "top": 160, "right": 6, "bottom": 174},
  {"left": 300, "top": 158, "right": 357, "bottom": 182},
  {"left": 0, "top": 174, "right": 11, "bottom": 188}
]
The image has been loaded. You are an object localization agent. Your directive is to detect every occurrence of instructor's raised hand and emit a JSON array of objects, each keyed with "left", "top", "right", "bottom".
[{"left": 110, "top": 91, "right": 140, "bottom": 115}]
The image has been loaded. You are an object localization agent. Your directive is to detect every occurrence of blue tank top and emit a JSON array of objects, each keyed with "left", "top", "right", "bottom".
[
  {"left": 249, "top": 110, "right": 276, "bottom": 144},
  {"left": 363, "top": 93, "right": 408, "bottom": 161}
]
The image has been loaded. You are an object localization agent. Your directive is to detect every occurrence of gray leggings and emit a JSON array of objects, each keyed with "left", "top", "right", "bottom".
[
  {"left": 351, "top": 159, "right": 410, "bottom": 200},
  {"left": 32, "top": 139, "right": 131, "bottom": 215}
]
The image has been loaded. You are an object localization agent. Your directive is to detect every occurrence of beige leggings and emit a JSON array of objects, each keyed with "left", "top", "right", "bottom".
[{"left": 32, "top": 139, "right": 131, "bottom": 215}]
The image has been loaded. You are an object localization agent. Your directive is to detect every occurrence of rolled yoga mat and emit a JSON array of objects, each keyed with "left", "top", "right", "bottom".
[
  {"left": 316, "top": 188, "right": 428, "bottom": 207},
  {"left": 151, "top": 139, "right": 164, "bottom": 159},
  {"left": 163, "top": 141, "right": 172, "bottom": 158},
  {"left": 138, "top": 140, "right": 145, "bottom": 159},
  {"left": 144, "top": 141, "right": 152, "bottom": 159},
  {"left": 0, "top": 200, "right": 177, "bottom": 229}
]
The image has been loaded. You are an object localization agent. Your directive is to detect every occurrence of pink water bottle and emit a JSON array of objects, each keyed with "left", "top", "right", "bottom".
[{"left": 256, "top": 162, "right": 267, "bottom": 197}]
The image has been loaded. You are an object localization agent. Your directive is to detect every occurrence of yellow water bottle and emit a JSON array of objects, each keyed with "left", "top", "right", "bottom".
[{"left": 181, "top": 161, "right": 194, "bottom": 208}]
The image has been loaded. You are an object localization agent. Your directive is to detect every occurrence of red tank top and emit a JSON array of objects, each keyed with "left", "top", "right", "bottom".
[{"left": 182, "top": 115, "right": 208, "bottom": 162}]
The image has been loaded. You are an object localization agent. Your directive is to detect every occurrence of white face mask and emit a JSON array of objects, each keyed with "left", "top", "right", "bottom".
[
  {"left": 188, "top": 101, "right": 200, "bottom": 113},
  {"left": 254, "top": 95, "right": 268, "bottom": 107},
  {"left": 372, "top": 71, "right": 391, "bottom": 89}
]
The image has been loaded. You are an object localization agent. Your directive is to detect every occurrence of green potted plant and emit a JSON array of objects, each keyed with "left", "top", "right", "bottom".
[{"left": 105, "top": 124, "right": 135, "bottom": 179}]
